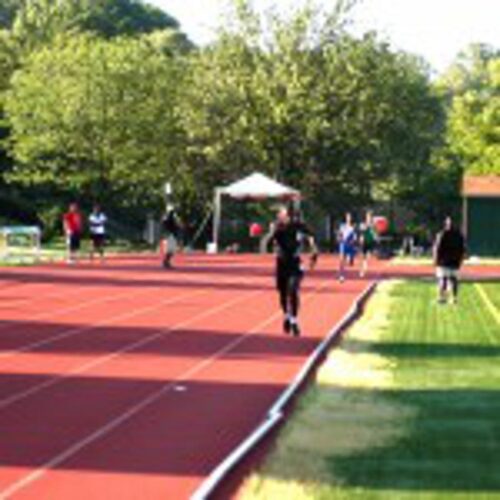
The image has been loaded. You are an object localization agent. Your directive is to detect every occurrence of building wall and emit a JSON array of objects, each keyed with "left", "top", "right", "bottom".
[{"left": 467, "top": 197, "right": 500, "bottom": 256}]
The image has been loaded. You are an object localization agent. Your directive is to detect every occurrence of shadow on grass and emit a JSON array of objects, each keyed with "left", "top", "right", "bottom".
[
  {"left": 326, "top": 387, "right": 500, "bottom": 492},
  {"left": 344, "top": 339, "right": 500, "bottom": 358}
]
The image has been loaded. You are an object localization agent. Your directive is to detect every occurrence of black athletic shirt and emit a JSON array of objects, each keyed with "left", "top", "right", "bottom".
[
  {"left": 270, "top": 221, "right": 312, "bottom": 263},
  {"left": 162, "top": 211, "right": 180, "bottom": 237},
  {"left": 435, "top": 228, "right": 465, "bottom": 269}
]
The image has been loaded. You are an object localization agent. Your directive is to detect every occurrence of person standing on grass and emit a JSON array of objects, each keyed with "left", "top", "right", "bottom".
[
  {"left": 161, "top": 205, "right": 181, "bottom": 269},
  {"left": 359, "top": 211, "right": 377, "bottom": 278},
  {"left": 337, "top": 212, "right": 357, "bottom": 283},
  {"left": 269, "top": 206, "right": 318, "bottom": 337},
  {"left": 63, "top": 202, "right": 83, "bottom": 264},
  {"left": 433, "top": 216, "right": 466, "bottom": 304},
  {"left": 89, "top": 204, "right": 107, "bottom": 263}
]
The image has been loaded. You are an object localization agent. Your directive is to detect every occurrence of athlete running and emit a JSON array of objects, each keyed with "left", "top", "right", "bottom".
[
  {"left": 359, "top": 211, "right": 377, "bottom": 278},
  {"left": 161, "top": 205, "right": 181, "bottom": 269},
  {"left": 269, "top": 206, "right": 318, "bottom": 337},
  {"left": 338, "top": 212, "right": 357, "bottom": 283}
]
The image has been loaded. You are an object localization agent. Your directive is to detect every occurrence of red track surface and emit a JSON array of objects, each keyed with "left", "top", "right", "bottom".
[{"left": 0, "top": 254, "right": 498, "bottom": 499}]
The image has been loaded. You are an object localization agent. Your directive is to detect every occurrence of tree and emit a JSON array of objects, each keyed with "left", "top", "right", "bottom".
[
  {"left": 442, "top": 45, "right": 500, "bottom": 174},
  {"left": 141, "top": 28, "right": 194, "bottom": 56},
  {"left": 11, "top": 0, "right": 188, "bottom": 53},
  {"left": 76, "top": 0, "right": 181, "bottom": 38},
  {"left": 0, "top": 0, "right": 22, "bottom": 29},
  {"left": 178, "top": 1, "right": 442, "bottom": 217},
  {"left": 0, "top": 29, "right": 18, "bottom": 92},
  {"left": 5, "top": 33, "right": 184, "bottom": 208}
]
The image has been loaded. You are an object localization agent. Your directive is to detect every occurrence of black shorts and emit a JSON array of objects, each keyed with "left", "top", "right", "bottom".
[
  {"left": 91, "top": 233, "right": 106, "bottom": 249},
  {"left": 69, "top": 233, "right": 81, "bottom": 251},
  {"left": 362, "top": 242, "right": 375, "bottom": 256},
  {"left": 276, "top": 257, "right": 303, "bottom": 292}
]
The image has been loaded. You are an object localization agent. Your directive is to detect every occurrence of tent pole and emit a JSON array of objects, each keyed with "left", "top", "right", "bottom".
[{"left": 212, "top": 188, "right": 222, "bottom": 252}]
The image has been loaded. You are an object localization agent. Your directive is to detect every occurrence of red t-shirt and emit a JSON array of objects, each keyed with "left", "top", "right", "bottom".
[{"left": 63, "top": 212, "right": 83, "bottom": 234}]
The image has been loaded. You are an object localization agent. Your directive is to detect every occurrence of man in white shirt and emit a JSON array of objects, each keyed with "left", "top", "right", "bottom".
[{"left": 89, "top": 204, "right": 107, "bottom": 263}]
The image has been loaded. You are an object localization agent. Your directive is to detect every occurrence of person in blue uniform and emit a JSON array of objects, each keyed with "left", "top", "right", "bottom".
[{"left": 337, "top": 212, "right": 357, "bottom": 282}]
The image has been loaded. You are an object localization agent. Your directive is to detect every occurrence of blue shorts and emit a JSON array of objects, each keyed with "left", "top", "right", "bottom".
[{"left": 339, "top": 242, "right": 356, "bottom": 257}]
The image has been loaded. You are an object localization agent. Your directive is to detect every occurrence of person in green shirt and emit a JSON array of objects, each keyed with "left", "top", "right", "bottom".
[{"left": 359, "top": 211, "right": 377, "bottom": 278}]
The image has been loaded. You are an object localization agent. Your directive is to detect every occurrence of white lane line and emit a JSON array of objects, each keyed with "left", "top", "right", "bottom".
[
  {"left": 0, "top": 268, "right": 252, "bottom": 330},
  {"left": 0, "top": 277, "right": 326, "bottom": 500},
  {"left": 0, "top": 288, "right": 203, "bottom": 361},
  {"left": 1, "top": 284, "right": 96, "bottom": 309},
  {"left": 0, "top": 286, "right": 263, "bottom": 410},
  {"left": 0, "top": 273, "right": 268, "bottom": 360},
  {"left": 0, "top": 266, "right": 129, "bottom": 299},
  {"left": 0, "top": 286, "right": 157, "bottom": 331},
  {"left": 0, "top": 263, "right": 152, "bottom": 305}
]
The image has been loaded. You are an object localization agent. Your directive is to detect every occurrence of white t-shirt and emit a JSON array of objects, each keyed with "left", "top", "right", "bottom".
[
  {"left": 339, "top": 223, "right": 356, "bottom": 244},
  {"left": 89, "top": 213, "right": 107, "bottom": 235}
]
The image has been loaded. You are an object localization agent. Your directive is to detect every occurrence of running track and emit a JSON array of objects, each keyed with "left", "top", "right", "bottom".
[{"left": 0, "top": 255, "right": 498, "bottom": 499}]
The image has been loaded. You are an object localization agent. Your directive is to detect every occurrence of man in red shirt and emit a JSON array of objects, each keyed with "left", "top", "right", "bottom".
[{"left": 63, "top": 202, "right": 83, "bottom": 264}]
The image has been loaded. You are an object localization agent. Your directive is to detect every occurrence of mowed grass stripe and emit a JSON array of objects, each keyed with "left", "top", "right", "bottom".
[
  {"left": 476, "top": 282, "right": 500, "bottom": 326},
  {"left": 241, "top": 281, "right": 500, "bottom": 499}
]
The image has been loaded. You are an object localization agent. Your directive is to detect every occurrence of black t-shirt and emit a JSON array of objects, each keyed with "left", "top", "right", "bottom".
[
  {"left": 435, "top": 228, "right": 465, "bottom": 268},
  {"left": 163, "top": 211, "right": 180, "bottom": 237},
  {"left": 271, "top": 221, "right": 312, "bottom": 262}
]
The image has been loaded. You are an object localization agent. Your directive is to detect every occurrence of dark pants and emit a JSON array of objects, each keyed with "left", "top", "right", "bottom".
[
  {"left": 91, "top": 234, "right": 105, "bottom": 253},
  {"left": 276, "top": 258, "right": 303, "bottom": 317},
  {"left": 437, "top": 267, "right": 459, "bottom": 298},
  {"left": 69, "top": 233, "right": 81, "bottom": 251}
]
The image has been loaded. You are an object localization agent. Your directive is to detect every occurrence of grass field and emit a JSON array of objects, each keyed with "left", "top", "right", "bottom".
[
  {"left": 242, "top": 280, "right": 500, "bottom": 499},
  {"left": 0, "top": 238, "right": 148, "bottom": 266},
  {"left": 391, "top": 256, "right": 500, "bottom": 267}
]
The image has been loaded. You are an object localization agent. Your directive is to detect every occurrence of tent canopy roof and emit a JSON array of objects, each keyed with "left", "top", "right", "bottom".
[{"left": 219, "top": 172, "right": 299, "bottom": 199}]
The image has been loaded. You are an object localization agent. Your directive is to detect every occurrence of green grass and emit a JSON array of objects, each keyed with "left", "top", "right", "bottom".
[
  {"left": 391, "top": 256, "right": 500, "bottom": 266},
  {"left": 242, "top": 281, "right": 500, "bottom": 499},
  {"left": 0, "top": 238, "right": 151, "bottom": 266}
]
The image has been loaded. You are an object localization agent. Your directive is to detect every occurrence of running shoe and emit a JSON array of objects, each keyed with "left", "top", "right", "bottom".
[
  {"left": 283, "top": 317, "right": 291, "bottom": 334},
  {"left": 291, "top": 322, "right": 301, "bottom": 337}
]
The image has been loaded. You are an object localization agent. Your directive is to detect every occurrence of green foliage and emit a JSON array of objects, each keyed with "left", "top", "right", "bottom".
[
  {"left": 437, "top": 44, "right": 500, "bottom": 176},
  {"left": 0, "top": 0, "right": 192, "bottom": 234},
  {"left": 180, "top": 3, "right": 442, "bottom": 216},
  {"left": 448, "top": 60, "right": 500, "bottom": 174},
  {"left": 0, "top": 30, "right": 18, "bottom": 91},
  {"left": 0, "top": 0, "right": 22, "bottom": 29},
  {"left": 2, "top": 0, "right": 497, "bottom": 240},
  {"left": 10, "top": 0, "right": 186, "bottom": 53},
  {"left": 75, "top": 0, "right": 180, "bottom": 38},
  {"left": 5, "top": 33, "right": 183, "bottom": 207}
]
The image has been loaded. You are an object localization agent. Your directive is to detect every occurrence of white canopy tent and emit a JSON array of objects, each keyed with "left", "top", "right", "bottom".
[{"left": 211, "top": 172, "right": 300, "bottom": 252}]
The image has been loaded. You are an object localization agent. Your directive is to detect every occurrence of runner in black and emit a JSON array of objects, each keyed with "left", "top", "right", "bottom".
[
  {"left": 161, "top": 205, "right": 181, "bottom": 269},
  {"left": 269, "top": 206, "right": 318, "bottom": 337},
  {"left": 433, "top": 216, "right": 466, "bottom": 304}
]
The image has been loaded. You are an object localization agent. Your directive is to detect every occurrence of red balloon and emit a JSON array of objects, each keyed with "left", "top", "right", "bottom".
[
  {"left": 373, "top": 216, "right": 389, "bottom": 235},
  {"left": 250, "top": 223, "right": 263, "bottom": 237}
]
